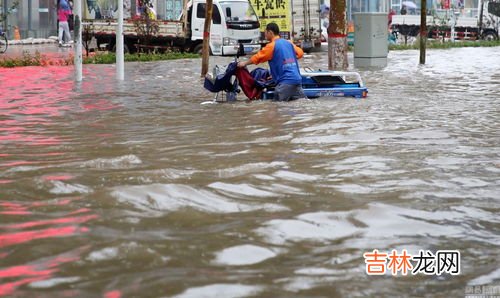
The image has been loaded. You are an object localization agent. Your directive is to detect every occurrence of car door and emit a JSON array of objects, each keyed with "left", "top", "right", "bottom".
[{"left": 191, "top": 2, "right": 223, "bottom": 54}]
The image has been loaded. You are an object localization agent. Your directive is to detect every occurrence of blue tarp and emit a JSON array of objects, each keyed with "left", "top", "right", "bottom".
[{"left": 203, "top": 62, "right": 239, "bottom": 93}]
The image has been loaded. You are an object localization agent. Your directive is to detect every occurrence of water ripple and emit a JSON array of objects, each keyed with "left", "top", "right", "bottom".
[
  {"left": 111, "top": 184, "right": 288, "bottom": 216},
  {"left": 1, "top": 47, "right": 499, "bottom": 297}
]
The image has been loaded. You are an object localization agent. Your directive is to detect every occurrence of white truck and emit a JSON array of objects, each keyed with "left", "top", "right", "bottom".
[
  {"left": 391, "top": 0, "right": 500, "bottom": 41},
  {"left": 249, "top": 0, "right": 322, "bottom": 52},
  {"left": 83, "top": 0, "right": 261, "bottom": 55}
]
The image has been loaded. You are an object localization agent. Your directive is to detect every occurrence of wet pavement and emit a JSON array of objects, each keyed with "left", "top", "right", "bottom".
[{"left": 0, "top": 47, "right": 499, "bottom": 297}]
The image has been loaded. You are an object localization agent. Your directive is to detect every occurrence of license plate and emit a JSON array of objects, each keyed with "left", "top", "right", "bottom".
[
  {"left": 301, "top": 41, "right": 313, "bottom": 50},
  {"left": 320, "top": 91, "right": 344, "bottom": 97},
  {"left": 244, "top": 46, "right": 253, "bottom": 53}
]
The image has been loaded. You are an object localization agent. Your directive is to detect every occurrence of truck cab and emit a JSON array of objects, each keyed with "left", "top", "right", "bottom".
[{"left": 188, "top": 0, "right": 261, "bottom": 55}]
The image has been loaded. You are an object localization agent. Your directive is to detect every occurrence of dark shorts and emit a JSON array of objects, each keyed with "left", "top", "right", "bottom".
[{"left": 274, "top": 83, "right": 307, "bottom": 101}]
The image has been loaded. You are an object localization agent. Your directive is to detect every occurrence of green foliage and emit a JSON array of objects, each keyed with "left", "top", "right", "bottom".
[
  {"left": 0, "top": 50, "right": 199, "bottom": 67},
  {"left": 133, "top": 0, "right": 160, "bottom": 47},
  {"left": 0, "top": 50, "right": 42, "bottom": 67},
  {"left": 83, "top": 52, "right": 200, "bottom": 64}
]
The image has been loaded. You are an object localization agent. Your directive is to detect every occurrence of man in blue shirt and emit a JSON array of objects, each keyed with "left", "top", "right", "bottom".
[{"left": 237, "top": 23, "right": 307, "bottom": 101}]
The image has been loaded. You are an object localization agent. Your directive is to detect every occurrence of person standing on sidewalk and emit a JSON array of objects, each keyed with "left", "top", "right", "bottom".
[
  {"left": 237, "top": 22, "right": 307, "bottom": 101},
  {"left": 57, "top": 0, "right": 72, "bottom": 46}
]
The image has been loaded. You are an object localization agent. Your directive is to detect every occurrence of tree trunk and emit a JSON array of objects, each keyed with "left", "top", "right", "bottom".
[
  {"left": 419, "top": 0, "right": 427, "bottom": 64},
  {"left": 328, "top": 0, "right": 348, "bottom": 70},
  {"left": 201, "top": 0, "right": 213, "bottom": 77}
]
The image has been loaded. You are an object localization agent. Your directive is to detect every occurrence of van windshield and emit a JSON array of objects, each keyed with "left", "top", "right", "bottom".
[{"left": 220, "top": 1, "right": 258, "bottom": 22}]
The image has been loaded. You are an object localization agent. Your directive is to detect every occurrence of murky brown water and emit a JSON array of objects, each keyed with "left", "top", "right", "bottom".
[{"left": 1, "top": 47, "right": 499, "bottom": 297}]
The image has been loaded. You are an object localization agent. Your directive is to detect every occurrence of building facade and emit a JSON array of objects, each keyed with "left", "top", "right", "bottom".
[{"left": 1, "top": 0, "right": 58, "bottom": 39}]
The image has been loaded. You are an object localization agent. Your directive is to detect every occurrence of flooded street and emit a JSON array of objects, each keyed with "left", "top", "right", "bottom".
[{"left": 0, "top": 47, "right": 499, "bottom": 297}]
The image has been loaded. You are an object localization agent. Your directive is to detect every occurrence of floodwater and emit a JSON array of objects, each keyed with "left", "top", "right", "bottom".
[{"left": 0, "top": 47, "right": 499, "bottom": 297}]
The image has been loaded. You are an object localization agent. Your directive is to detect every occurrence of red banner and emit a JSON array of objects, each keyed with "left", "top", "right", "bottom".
[{"left": 443, "top": 0, "right": 450, "bottom": 9}]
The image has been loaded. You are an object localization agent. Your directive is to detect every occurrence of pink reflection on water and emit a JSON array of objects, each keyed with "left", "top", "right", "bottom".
[
  {"left": 25, "top": 152, "right": 65, "bottom": 157},
  {"left": 0, "top": 226, "right": 88, "bottom": 248},
  {"left": 42, "top": 174, "right": 75, "bottom": 181},
  {"left": 0, "top": 134, "right": 62, "bottom": 146},
  {"left": 0, "top": 198, "right": 79, "bottom": 216},
  {"left": 67, "top": 208, "right": 92, "bottom": 215},
  {"left": 0, "top": 160, "right": 43, "bottom": 167},
  {"left": 0, "top": 265, "right": 56, "bottom": 279},
  {"left": 0, "top": 67, "right": 69, "bottom": 147},
  {"left": 1, "top": 65, "right": 70, "bottom": 82},
  {"left": 96, "top": 134, "right": 114, "bottom": 138},
  {"left": 0, "top": 277, "right": 47, "bottom": 296},
  {"left": 104, "top": 290, "right": 122, "bottom": 298},
  {"left": 0, "top": 65, "right": 119, "bottom": 149},
  {"left": 4, "top": 214, "right": 98, "bottom": 230},
  {"left": 0, "top": 202, "right": 28, "bottom": 214},
  {"left": 0, "top": 247, "right": 87, "bottom": 296},
  {"left": 0, "top": 211, "right": 33, "bottom": 215},
  {"left": 0, "top": 126, "right": 25, "bottom": 133},
  {"left": 80, "top": 98, "right": 121, "bottom": 111},
  {"left": 0, "top": 67, "right": 73, "bottom": 115},
  {"left": 0, "top": 65, "right": 117, "bottom": 295},
  {"left": 29, "top": 198, "right": 75, "bottom": 208},
  {"left": 0, "top": 199, "right": 96, "bottom": 295}
]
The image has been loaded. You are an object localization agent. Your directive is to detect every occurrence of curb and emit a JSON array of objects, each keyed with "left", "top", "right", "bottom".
[{"left": 7, "top": 37, "right": 59, "bottom": 46}]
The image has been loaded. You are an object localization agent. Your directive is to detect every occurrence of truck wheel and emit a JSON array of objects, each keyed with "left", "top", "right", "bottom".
[
  {"left": 193, "top": 43, "right": 213, "bottom": 55},
  {"left": 483, "top": 31, "right": 498, "bottom": 41},
  {"left": 193, "top": 43, "right": 203, "bottom": 55},
  {"left": 112, "top": 44, "right": 130, "bottom": 54}
]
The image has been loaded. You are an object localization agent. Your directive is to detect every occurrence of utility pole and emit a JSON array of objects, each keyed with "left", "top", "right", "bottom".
[
  {"left": 201, "top": 0, "right": 213, "bottom": 77},
  {"left": 328, "top": 0, "right": 348, "bottom": 70},
  {"left": 419, "top": 0, "right": 426, "bottom": 64},
  {"left": 74, "top": 0, "right": 83, "bottom": 81},
  {"left": 116, "top": 0, "right": 125, "bottom": 80}
]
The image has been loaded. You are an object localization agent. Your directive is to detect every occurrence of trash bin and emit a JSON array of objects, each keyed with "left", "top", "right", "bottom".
[{"left": 353, "top": 13, "right": 388, "bottom": 67}]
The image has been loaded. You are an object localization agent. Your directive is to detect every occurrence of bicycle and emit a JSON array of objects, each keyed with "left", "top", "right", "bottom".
[{"left": 0, "top": 28, "right": 8, "bottom": 54}]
